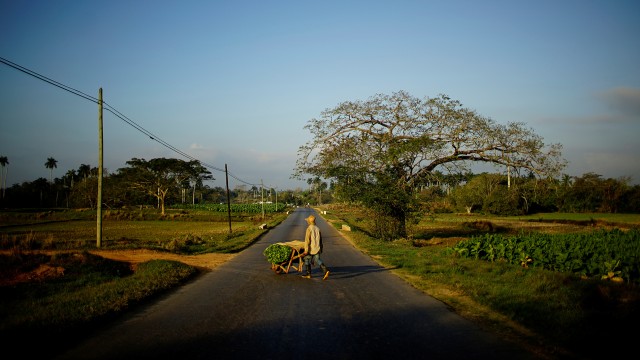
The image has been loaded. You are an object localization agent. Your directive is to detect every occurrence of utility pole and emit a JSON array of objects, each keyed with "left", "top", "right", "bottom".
[
  {"left": 225, "top": 164, "right": 232, "bottom": 234},
  {"left": 261, "top": 179, "right": 265, "bottom": 221},
  {"left": 97, "top": 88, "right": 103, "bottom": 248}
]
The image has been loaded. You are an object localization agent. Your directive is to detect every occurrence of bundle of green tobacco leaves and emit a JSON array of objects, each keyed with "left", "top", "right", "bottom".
[{"left": 263, "top": 243, "right": 293, "bottom": 264}]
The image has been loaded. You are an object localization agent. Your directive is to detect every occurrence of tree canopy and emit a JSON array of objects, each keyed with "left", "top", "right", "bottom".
[
  {"left": 118, "top": 157, "right": 213, "bottom": 215},
  {"left": 295, "top": 91, "right": 566, "bottom": 238}
]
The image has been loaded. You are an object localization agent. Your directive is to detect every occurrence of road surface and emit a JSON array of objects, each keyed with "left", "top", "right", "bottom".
[{"left": 56, "top": 208, "right": 538, "bottom": 359}]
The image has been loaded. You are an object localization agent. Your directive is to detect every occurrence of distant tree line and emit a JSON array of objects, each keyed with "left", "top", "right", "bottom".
[
  {"left": 0, "top": 157, "right": 637, "bottom": 216},
  {"left": 432, "top": 171, "right": 640, "bottom": 215},
  {"left": 0, "top": 157, "right": 311, "bottom": 211}
]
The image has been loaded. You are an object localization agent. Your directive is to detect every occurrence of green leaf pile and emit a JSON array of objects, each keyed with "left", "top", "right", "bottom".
[{"left": 263, "top": 244, "right": 292, "bottom": 264}]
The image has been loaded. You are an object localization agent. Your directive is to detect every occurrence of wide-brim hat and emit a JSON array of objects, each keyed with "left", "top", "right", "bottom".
[{"left": 305, "top": 215, "right": 316, "bottom": 224}]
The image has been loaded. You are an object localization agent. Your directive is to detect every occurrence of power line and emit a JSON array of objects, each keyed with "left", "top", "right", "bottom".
[
  {"left": 0, "top": 56, "right": 271, "bottom": 188},
  {"left": 0, "top": 56, "right": 98, "bottom": 104}
]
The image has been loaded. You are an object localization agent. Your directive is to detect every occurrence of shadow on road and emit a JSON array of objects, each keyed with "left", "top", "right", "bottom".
[{"left": 276, "top": 264, "right": 396, "bottom": 279}]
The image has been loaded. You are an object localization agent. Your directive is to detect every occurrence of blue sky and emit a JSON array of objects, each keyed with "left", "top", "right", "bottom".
[{"left": 1, "top": 0, "right": 639, "bottom": 191}]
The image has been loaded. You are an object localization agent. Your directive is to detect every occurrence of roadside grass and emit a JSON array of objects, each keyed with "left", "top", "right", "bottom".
[{"left": 321, "top": 204, "right": 640, "bottom": 359}]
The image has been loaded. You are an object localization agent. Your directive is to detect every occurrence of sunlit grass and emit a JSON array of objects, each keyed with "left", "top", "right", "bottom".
[
  {"left": 507, "top": 212, "right": 640, "bottom": 223},
  {"left": 0, "top": 210, "right": 288, "bottom": 253}
]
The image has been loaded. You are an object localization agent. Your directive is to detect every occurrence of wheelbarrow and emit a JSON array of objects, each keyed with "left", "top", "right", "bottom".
[{"left": 267, "top": 240, "right": 306, "bottom": 274}]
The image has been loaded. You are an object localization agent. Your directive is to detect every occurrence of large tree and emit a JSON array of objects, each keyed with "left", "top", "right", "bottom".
[
  {"left": 118, "top": 157, "right": 212, "bottom": 215},
  {"left": 295, "top": 91, "right": 566, "bottom": 238}
]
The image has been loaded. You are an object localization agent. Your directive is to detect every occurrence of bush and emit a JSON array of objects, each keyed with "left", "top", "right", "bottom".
[{"left": 483, "top": 186, "right": 523, "bottom": 215}]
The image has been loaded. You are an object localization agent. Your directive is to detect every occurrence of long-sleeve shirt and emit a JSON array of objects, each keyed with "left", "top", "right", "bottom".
[{"left": 304, "top": 224, "right": 323, "bottom": 255}]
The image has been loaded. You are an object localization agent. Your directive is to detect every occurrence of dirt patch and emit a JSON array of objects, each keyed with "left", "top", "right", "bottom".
[
  {"left": 0, "top": 249, "right": 236, "bottom": 286},
  {"left": 6, "top": 263, "right": 66, "bottom": 286},
  {"left": 88, "top": 249, "right": 236, "bottom": 271}
]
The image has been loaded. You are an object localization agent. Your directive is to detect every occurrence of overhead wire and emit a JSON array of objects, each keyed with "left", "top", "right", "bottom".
[
  {"left": 0, "top": 56, "right": 98, "bottom": 104},
  {"left": 0, "top": 56, "right": 270, "bottom": 188}
]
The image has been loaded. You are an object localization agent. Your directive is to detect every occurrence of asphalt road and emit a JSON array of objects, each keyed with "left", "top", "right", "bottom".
[{"left": 56, "top": 208, "right": 538, "bottom": 359}]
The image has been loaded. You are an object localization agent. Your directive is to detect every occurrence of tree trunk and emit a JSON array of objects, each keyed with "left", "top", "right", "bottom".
[
  {"left": 398, "top": 212, "right": 407, "bottom": 238},
  {"left": 159, "top": 189, "right": 167, "bottom": 215}
]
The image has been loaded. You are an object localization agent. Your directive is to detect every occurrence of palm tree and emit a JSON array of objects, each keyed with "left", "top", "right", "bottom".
[
  {"left": 45, "top": 157, "right": 58, "bottom": 184},
  {"left": 63, "top": 169, "right": 76, "bottom": 208},
  {"left": 0, "top": 155, "right": 8, "bottom": 199},
  {"left": 64, "top": 169, "right": 76, "bottom": 189},
  {"left": 78, "top": 164, "right": 91, "bottom": 186}
]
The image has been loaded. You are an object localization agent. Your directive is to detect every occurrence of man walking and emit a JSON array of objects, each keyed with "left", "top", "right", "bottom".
[{"left": 302, "top": 214, "right": 330, "bottom": 280}]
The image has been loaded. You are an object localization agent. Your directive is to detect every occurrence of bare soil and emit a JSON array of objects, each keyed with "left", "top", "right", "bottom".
[
  {"left": 0, "top": 250, "right": 236, "bottom": 286},
  {"left": 89, "top": 249, "right": 236, "bottom": 270}
]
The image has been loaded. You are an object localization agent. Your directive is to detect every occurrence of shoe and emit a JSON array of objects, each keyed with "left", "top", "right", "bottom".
[
  {"left": 322, "top": 271, "right": 330, "bottom": 280},
  {"left": 301, "top": 274, "right": 311, "bottom": 279}
]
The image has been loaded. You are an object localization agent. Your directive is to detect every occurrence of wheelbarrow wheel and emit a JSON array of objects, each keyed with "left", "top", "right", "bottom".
[{"left": 271, "top": 264, "right": 282, "bottom": 274}]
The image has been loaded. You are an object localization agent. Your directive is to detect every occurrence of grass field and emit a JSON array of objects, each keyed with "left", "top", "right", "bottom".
[{"left": 0, "top": 208, "right": 286, "bottom": 253}]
